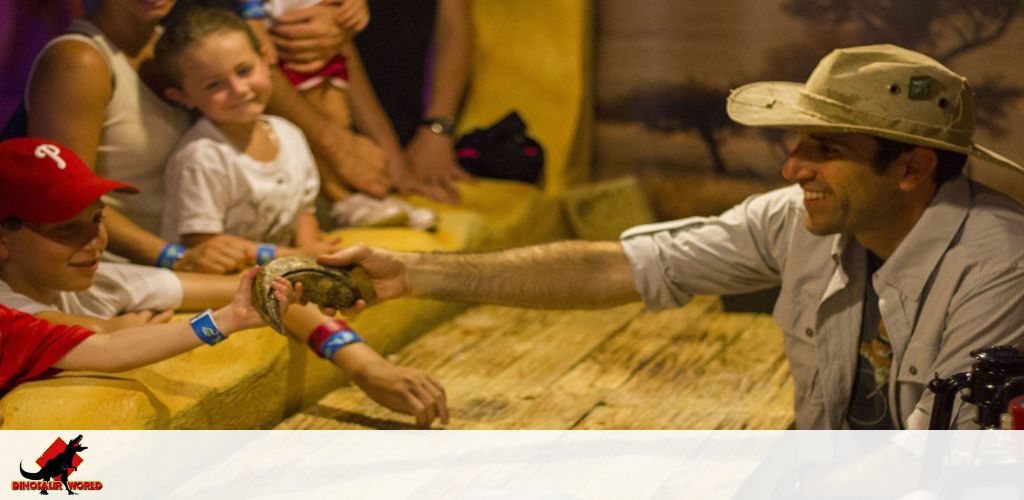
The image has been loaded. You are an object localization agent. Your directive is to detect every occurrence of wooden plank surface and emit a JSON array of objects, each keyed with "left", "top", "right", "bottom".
[{"left": 276, "top": 297, "right": 794, "bottom": 430}]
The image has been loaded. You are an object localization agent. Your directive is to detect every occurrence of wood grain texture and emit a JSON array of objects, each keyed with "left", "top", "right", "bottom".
[{"left": 276, "top": 297, "right": 794, "bottom": 430}]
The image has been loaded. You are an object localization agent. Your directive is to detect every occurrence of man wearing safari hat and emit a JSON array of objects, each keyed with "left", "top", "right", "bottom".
[{"left": 316, "top": 45, "right": 1024, "bottom": 429}]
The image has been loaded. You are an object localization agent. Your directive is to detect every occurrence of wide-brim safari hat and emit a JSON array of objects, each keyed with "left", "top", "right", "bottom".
[{"left": 727, "top": 44, "right": 1023, "bottom": 173}]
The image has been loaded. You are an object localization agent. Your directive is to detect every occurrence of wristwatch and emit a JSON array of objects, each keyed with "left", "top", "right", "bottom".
[{"left": 421, "top": 117, "right": 455, "bottom": 137}]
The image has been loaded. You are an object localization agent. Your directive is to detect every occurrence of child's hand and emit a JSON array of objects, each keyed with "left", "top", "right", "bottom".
[
  {"left": 226, "top": 267, "right": 302, "bottom": 331},
  {"left": 351, "top": 359, "right": 449, "bottom": 428}
]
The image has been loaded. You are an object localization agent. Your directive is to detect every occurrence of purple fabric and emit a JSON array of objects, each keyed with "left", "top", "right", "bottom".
[{"left": 0, "top": 0, "right": 81, "bottom": 125}]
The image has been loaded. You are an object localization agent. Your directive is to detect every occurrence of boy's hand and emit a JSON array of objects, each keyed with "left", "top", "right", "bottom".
[
  {"left": 175, "top": 235, "right": 253, "bottom": 274},
  {"left": 106, "top": 310, "right": 173, "bottom": 332},
  {"left": 223, "top": 267, "right": 301, "bottom": 331},
  {"left": 351, "top": 359, "right": 449, "bottom": 428}
]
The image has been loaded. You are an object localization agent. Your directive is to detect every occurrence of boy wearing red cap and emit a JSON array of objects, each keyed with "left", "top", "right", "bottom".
[
  {"left": 0, "top": 139, "right": 297, "bottom": 395},
  {"left": 0, "top": 138, "right": 448, "bottom": 427}
]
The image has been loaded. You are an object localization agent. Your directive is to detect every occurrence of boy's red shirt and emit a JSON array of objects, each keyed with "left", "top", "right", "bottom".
[{"left": 0, "top": 304, "right": 94, "bottom": 394}]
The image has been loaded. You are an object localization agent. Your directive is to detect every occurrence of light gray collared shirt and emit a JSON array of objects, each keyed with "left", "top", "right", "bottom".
[{"left": 621, "top": 177, "right": 1024, "bottom": 429}]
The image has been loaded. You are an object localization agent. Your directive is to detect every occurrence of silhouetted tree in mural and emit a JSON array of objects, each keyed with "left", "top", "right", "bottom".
[
  {"left": 780, "top": 0, "right": 1024, "bottom": 136},
  {"left": 598, "top": 80, "right": 737, "bottom": 175}
]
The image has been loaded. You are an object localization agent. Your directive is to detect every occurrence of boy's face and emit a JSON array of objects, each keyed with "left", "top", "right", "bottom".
[
  {"left": 168, "top": 31, "right": 272, "bottom": 125},
  {"left": 0, "top": 201, "right": 108, "bottom": 294}
]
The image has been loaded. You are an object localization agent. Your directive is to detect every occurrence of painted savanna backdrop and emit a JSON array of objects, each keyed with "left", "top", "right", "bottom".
[{"left": 595, "top": 0, "right": 1024, "bottom": 220}]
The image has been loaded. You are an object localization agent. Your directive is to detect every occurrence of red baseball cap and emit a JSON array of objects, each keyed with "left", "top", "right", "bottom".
[{"left": 0, "top": 138, "right": 138, "bottom": 224}]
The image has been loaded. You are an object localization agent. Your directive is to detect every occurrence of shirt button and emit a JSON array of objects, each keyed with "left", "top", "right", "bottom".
[
  {"left": 804, "top": 328, "right": 814, "bottom": 338},
  {"left": 909, "top": 366, "right": 918, "bottom": 375}
]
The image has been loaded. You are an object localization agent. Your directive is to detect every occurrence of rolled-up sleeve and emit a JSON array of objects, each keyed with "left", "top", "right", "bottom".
[{"left": 620, "top": 186, "right": 799, "bottom": 311}]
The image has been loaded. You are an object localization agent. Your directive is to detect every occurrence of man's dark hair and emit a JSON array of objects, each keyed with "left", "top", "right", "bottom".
[{"left": 873, "top": 137, "right": 968, "bottom": 185}]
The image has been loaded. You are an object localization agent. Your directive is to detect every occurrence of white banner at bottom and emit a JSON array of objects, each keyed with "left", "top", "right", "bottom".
[{"left": 0, "top": 431, "right": 1021, "bottom": 499}]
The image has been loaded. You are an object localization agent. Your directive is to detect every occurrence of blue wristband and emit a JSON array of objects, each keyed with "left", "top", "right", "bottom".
[
  {"left": 256, "top": 244, "right": 277, "bottom": 265},
  {"left": 189, "top": 309, "right": 227, "bottom": 346},
  {"left": 318, "top": 329, "right": 364, "bottom": 360},
  {"left": 238, "top": 0, "right": 268, "bottom": 19},
  {"left": 156, "top": 243, "right": 186, "bottom": 269}
]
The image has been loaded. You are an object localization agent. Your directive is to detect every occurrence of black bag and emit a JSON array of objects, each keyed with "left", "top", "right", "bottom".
[{"left": 455, "top": 111, "right": 544, "bottom": 183}]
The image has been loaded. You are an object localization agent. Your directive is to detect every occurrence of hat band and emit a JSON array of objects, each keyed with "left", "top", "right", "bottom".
[{"left": 795, "top": 90, "right": 974, "bottom": 148}]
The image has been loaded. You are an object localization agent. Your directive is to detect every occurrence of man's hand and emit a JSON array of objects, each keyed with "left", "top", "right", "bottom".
[
  {"left": 406, "top": 128, "right": 473, "bottom": 204},
  {"left": 105, "top": 310, "right": 174, "bottom": 332},
  {"left": 351, "top": 359, "right": 449, "bottom": 428},
  {"left": 271, "top": 2, "right": 351, "bottom": 74},
  {"left": 174, "top": 234, "right": 254, "bottom": 274},
  {"left": 318, "top": 244, "right": 410, "bottom": 306}
]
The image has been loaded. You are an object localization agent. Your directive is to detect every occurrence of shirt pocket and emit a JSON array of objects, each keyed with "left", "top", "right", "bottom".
[{"left": 775, "top": 297, "right": 821, "bottom": 406}]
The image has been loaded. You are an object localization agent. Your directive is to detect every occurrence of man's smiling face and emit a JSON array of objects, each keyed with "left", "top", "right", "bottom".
[{"left": 782, "top": 132, "right": 906, "bottom": 237}]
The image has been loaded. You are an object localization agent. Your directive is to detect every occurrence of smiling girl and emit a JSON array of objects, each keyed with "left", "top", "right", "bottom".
[{"left": 156, "top": 8, "right": 338, "bottom": 264}]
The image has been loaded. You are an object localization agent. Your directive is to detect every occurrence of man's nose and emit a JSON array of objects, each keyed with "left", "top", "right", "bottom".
[{"left": 781, "top": 146, "right": 817, "bottom": 183}]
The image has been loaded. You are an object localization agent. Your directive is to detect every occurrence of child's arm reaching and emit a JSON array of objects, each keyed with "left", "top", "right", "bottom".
[
  {"left": 52, "top": 268, "right": 295, "bottom": 373},
  {"left": 282, "top": 303, "right": 449, "bottom": 428}
]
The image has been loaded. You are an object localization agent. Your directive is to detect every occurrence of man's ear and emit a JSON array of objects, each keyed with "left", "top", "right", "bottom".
[
  {"left": 164, "top": 86, "right": 194, "bottom": 109},
  {"left": 899, "top": 147, "right": 938, "bottom": 191}
]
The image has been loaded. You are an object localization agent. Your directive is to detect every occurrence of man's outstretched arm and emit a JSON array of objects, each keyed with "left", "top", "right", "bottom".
[{"left": 320, "top": 240, "right": 641, "bottom": 309}]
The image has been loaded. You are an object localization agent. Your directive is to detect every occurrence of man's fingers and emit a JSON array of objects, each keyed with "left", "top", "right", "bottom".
[{"left": 317, "top": 243, "right": 371, "bottom": 267}]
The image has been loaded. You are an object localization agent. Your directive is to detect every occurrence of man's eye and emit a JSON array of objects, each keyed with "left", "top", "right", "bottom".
[
  {"left": 238, "top": 65, "right": 253, "bottom": 76},
  {"left": 204, "top": 81, "right": 220, "bottom": 91}
]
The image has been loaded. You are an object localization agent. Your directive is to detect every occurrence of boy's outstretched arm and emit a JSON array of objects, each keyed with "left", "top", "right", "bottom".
[
  {"left": 53, "top": 268, "right": 295, "bottom": 373},
  {"left": 283, "top": 303, "right": 449, "bottom": 428}
]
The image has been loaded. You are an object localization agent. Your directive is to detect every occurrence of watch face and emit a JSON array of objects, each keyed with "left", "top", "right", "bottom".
[{"left": 424, "top": 118, "right": 454, "bottom": 136}]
